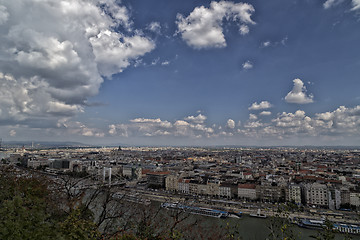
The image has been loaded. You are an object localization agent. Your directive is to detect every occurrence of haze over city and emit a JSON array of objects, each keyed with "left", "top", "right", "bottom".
[{"left": 1, "top": 0, "right": 360, "bottom": 146}]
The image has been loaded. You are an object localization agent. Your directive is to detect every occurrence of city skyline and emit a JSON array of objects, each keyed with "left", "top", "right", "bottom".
[{"left": 0, "top": 0, "right": 360, "bottom": 146}]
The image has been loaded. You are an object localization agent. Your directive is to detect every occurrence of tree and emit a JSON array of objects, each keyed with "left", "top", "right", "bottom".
[
  {"left": 267, "top": 203, "right": 297, "bottom": 240},
  {"left": 0, "top": 166, "right": 100, "bottom": 240}
]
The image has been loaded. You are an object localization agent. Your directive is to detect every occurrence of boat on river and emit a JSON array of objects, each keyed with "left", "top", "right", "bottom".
[
  {"left": 333, "top": 223, "right": 360, "bottom": 235},
  {"left": 249, "top": 209, "right": 267, "bottom": 219},
  {"left": 229, "top": 211, "right": 242, "bottom": 219},
  {"left": 161, "top": 202, "right": 229, "bottom": 218},
  {"left": 297, "top": 218, "right": 325, "bottom": 230},
  {"left": 296, "top": 218, "right": 360, "bottom": 235}
]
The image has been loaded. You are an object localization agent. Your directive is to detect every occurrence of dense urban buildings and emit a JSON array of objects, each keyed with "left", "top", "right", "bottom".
[{"left": 1, "top": 145, "right": 359, "bottom": 212}]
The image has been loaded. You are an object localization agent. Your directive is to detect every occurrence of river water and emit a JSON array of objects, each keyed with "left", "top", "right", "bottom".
[
  {"left": 181, "top": 214, "right": 360, "bottom": 240},
  {"left": 153, "top": 201, "right": 360, "bottom": 240}
]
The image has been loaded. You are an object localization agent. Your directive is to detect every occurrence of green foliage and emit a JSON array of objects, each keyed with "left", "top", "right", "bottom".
[
  {"left": 0, "top": 167, "right": 100, "bottom": 240},
  {"left": 59, "top": 207, "right": 101, "bottom": 240},
  {"left": 267, "top": 204, "right": 297, "bottom": 240},
  {"left": 0, "top": 168, "right": 59, "bottom": 239}
]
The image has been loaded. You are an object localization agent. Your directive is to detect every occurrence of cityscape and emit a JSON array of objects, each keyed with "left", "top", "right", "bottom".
[
  {"left": 0, "top": 143, "right": 359, "bottom": 238},
  {"left": 1, "top": 0, "right": 360, "bottom": 239}
]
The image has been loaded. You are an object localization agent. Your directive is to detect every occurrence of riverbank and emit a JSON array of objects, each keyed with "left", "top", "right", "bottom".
[{"left": 124, "top": 188, "right": 360, "bottom": 226}]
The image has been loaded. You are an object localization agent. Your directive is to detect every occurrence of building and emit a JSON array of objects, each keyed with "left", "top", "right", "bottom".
[
  {"left": 51, "top": 159, "right": 70, "bottom": 169},
  {"left": 350, "top": 192, "right": 360, "bottom": 207},
  {"left": 340, "top": 187, "right": 350, "bottom": 205},
  {"left": 328, "top": 188, "right": 341, "bottom": 210},
  {"left": 178, "top": 178, "right": 190, "bottom": 194},
  {"left": 147, "top": 171, "right": 170, "bottom": 188},
  {"left": 305, "top": 183, "right": 328, "bottom": 207},
  {"left": 287, "top": 184, "right": 302, "bottom": 205},
  {"left": 206, "top": 179, "right": 220, "bottom": 197},
  {"left": 259, "top": 182, "right": 284, "bottom": 202},
  {"left": 238, "top": 183, "right": 257, "bottom": 200},
  {"left": 165, "top": 174, "right": 179, "bottom": 191},
  {"left": 219, "top": 183, "right": 237, "bottom": 199}
]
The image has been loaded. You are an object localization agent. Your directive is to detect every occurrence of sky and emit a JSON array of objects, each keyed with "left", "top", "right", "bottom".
[{"left": 0, "top": 0, "right": 360, "bottom": 146}]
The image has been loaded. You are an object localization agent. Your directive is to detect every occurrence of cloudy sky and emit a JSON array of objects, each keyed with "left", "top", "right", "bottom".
[{"left": 0, "top": 0, "right": 360, "bottom": 146}]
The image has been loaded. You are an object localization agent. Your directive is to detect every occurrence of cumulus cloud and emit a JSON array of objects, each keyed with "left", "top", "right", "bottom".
[
  {"left": 323, "top": 0, "right": 360, "bottom": 11},
  {"left": 0, "top": 0, "right": 154, "bottom": 126},
  {"left": 176, "top": 1, "right": 255, "bottom": 49},
  {"left": 184, "top": 114, "right": 207, "bottom": 124},
  {"left": 0, "top": 5, "right": 8, "bottom": 25},
  {"left": 249, "top": 114, "right": 258, "bottom": 121},
  {"left": 352, "top": 0, "right": 360, "bottom": 10},
  {"left": 260, "top": 111, "right": 272, "bottom": 116},
  {"left": 226, "top": 119, "right": 235, "bottom": 129},
  {"left": 109, "top": 114, "right": 217, "bottom": 138},
  {"left": 242, "top": 60, "right": 253, "bottom": 70},
  {"left": 285, "top": 79, "right": 314, "bottom": 104},
  {"left": 323, "top": 0, "right": 345, "bottom": 9},
  {"left": 57, "top": 119, "right": 105, "bottom": 137},
  {"left": 9, "top": 129, "right": 16, "bottom": 137},
  {"left": 105, "top": 105, "right": 360, "bottom": 143},
  {"left": 248, "top": 101, "right": 272, "bottom": 110},
  {"left": 147, "top": 22, "right": 161, "bottom": 34}
]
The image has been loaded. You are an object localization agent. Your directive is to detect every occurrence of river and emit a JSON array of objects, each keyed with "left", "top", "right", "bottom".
[
  {"left": 180, "top": 214, "right": 360, "bottom": 240},
  {"left": 153, "top": 201, "right": 360, "bottom": 240}
]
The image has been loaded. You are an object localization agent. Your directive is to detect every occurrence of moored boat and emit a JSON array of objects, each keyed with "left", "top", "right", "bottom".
[
  {"left": 229, "top": 211, "right": 242, "bottom": 219},
  {"left": 161, "top": 202, "right": 229, "bottom": 218},
  {"left": 332, "top": 223, "right": 360, "bottom": 235},
  {"left": 249, "top": 209, "right": 267, "bottom": 219},
  {"left": 297, "top": 218, "right": 324, "bottom": 230}
]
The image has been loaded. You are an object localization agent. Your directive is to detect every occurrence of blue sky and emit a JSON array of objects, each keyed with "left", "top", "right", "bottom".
[{"left": 0, "top": 0, "right": 360, "bottom": 146}]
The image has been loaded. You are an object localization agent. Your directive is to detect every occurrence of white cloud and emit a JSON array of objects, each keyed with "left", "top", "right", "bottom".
[
  {"left": 239, "top": 24, "right": 249, "bottom": 35},
  {"left": 0, "top": 0, "right": 155, "bottom": 126},
  {"left": 248, "top": 101, "right": 272, "bottom": 110},
  {"left": 249, "top": 114, "right": 258, "bottom": 121},
  {"left": 261, "top": 41, "right": 271, "bottom": 47},
  {"left": 0, "top": 5, "right": 8, "bottom": 25},
  {"left": 161, "top": 61, "right": 170, "bottom": 66},
  {"left": 57, "top": 119, "right": 104, "bottom": 137},
  {"left": 109, "top": 113, "right": 217, "bottom": 139},
  {"left": 9, "top": 129, "right": 16, "bottom": 137},
  {"left": 226, "top": 119, "right": 235, "bottom": 129},
  {"left": 151, "top": 58, "right": 160, "bottom": 66},
  {"left": 352, "top": 0, "right": 360, "bottom": 10},
  {"left": 184, "top": 114, "right": 207, "bottom": 124},
  {"left": 244, "top": 121, "right": 263, "bottom": 128},
  {"left": 323, "top": 0, "right": 345, "bottom": 9},
  {"left": 147, "top": 22, "right": 161, "bottom": 34},
  {"left": 281, "top": 37, "right": 288, "bottom": 45},
  {"left": 103, "top": 105, "right": 360, "bottom": 142},
  {"left": 260, "top": 111, "right": 272, "bottom": 116},
  {"left": 176, "top": 1, "right": 255, "bottom": 49},
  {"left": 323, "top": 0, "right": 360, "bottom": 11},
  {"left": 285, "top": 78, "right": 314, "bottom": 104},
  {"left": 242, "top": 60, "right": 253, "bottom": 70}
]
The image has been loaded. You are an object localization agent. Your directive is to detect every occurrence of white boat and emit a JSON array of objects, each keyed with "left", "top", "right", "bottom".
[
  {"left": 161, "top": 202, "right": 228, "bottom": 218},
  {"left": 250, "top": 209, "right": 267, "bottom": 218}
]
